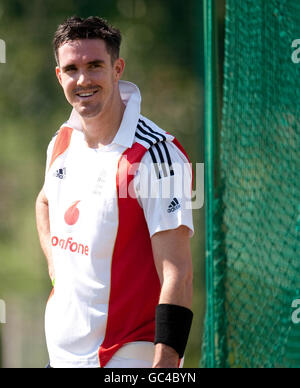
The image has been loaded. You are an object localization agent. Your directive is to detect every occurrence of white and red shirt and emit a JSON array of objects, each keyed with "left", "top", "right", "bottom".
[{"left": 43, "top": 81, "right": 194, "bottom": 368}]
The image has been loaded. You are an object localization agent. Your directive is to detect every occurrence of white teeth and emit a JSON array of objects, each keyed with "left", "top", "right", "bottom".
[{"left": 79, "top": 93, "right": 93, "bottom": 97}]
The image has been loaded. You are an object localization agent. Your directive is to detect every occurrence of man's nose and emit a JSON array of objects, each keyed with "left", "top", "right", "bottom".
[{"left": 77, "top": 71, "right": 91, "bottom": 86}]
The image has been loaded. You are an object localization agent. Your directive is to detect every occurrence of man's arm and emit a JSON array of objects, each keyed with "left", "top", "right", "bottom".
[
  {"left": 151, "top": 225, "right": 193, "bottom": 368},
  {"left": 36, "top": 188, "right": 55, "bottom": 282}
]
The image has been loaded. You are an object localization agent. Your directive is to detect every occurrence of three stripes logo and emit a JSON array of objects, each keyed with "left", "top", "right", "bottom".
[
  {"left": 135, "top": 119, "right": 174, "bottom": 180},
  {"left": 168, "top": 198, "right": 180, "bottom": 213}
]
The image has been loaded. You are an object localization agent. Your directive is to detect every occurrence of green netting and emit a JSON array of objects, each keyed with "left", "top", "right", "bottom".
[{"left": 201, "top": 0, "right": 300, "bottom": 368}]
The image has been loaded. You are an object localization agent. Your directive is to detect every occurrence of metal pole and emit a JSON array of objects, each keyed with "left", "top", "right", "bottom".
[{"left": 203, "top": 0, "right": 217, "bottom": 369}]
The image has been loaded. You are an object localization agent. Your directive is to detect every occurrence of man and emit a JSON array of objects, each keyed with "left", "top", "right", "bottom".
[{"left": 36, "top": 16, "right": 194, "bottom": 368}]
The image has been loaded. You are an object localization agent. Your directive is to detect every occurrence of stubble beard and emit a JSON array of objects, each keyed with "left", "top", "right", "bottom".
[{"left": 74, "top": 98, "right": 104, "bottom": 119}]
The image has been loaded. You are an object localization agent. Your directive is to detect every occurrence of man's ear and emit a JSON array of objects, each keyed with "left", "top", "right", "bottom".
[
  {"left": 114, "top": 57, "right": 125, "bottom": 82},
  {"left": 56, "top": 66, "right": 63, "bottom": 86}
]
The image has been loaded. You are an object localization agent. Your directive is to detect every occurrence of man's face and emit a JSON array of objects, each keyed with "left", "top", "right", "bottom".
[{"left": 56, "top": 39, "right": 125, "bottom": 119}]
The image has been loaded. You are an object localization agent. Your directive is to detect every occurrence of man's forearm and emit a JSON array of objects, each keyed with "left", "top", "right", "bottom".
[
  {"left": 152, "top": 273, "right": 193, "bottom": 368},
  {"left": 151, "top": 226, "right": 194, "bottom": 368},
  {"left": 36, "top": 189, "right": 54, "bottom": 281},
  {"left": 158, "top": 268, "right": 193, "bottom": 309}
]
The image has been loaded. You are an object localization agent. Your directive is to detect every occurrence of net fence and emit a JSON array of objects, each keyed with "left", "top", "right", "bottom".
[{"left": 201, "top": 0, "right": 300, "bottom": 368}]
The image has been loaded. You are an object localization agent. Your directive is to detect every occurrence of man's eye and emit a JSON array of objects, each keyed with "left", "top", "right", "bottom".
[{"left": 65, "top": 67, "right": 76, "bottom": 73}]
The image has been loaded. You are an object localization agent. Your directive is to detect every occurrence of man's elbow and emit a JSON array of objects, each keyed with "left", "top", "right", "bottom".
[
  {"left": 172, "top": 262, "right": 193, "bottom": 306},
  {"left": 35, "top": 189, "right": 49, "bottom": 223},
  {"left": 184, "top": 265, "right": 193, "bottom": 304},
  {"left": 36, "top": 189, "right": 47, "bottom": 207},
  {"left": 181, "top": 256, "right": 193, "bottom": 288}
]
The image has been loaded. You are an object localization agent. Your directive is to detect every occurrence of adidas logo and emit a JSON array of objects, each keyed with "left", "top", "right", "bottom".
[
  {"left": 167, "top": 198, "right": 180, "bottom": 213},
  {"left": 54, "top": 167, "right": 66, "bottom": 180}
]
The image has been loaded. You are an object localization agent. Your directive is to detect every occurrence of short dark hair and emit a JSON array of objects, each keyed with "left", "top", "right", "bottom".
[{"left": 53, "top": 16, "right": 122, "bottom": 65}]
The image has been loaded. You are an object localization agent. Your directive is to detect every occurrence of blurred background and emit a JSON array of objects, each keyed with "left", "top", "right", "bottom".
[{"left": 0, "top": 0, "right": 225, "bottom": 368}]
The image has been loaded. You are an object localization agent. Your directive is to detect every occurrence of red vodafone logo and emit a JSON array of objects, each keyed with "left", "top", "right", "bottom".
[
  {"left": 51, "top": 236, "right": 89, "bottom": 256},
  {"left": 64, "top": 201, "right": 80, "bottom": 226}
]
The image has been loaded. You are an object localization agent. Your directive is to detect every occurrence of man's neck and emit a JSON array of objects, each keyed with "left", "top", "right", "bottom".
[{"left": 80, "top": 97, "right": 126, "bottom": 149}]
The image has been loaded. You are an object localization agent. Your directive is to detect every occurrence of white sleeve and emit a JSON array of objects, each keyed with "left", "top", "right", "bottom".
[
  {"left": 43, "top": 135, "right": 57, "bottom": 197},
  {"left": 134, "top": 141, "right": 194, "bottom": 238},
  {"left": 45, "top": 138, "right": 55, "bottom": 174}
]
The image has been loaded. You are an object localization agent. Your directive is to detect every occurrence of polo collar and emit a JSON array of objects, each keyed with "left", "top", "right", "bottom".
[{"left": 65, "top": 80, "right": 141, "bottom": 149}]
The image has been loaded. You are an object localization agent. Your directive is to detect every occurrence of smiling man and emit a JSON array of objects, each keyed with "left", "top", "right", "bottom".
[{"left": 36, "top": 16, "right": 194, "bottom": 369}]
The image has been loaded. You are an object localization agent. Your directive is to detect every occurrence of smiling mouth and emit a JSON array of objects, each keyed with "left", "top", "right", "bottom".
[{"left": 75, "top": 90, "right": 99, "bottom": 98}]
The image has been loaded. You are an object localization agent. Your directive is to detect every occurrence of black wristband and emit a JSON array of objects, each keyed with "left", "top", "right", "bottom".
[{"left": 154, "top": 304, "right": 193, "bottom": 359}]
